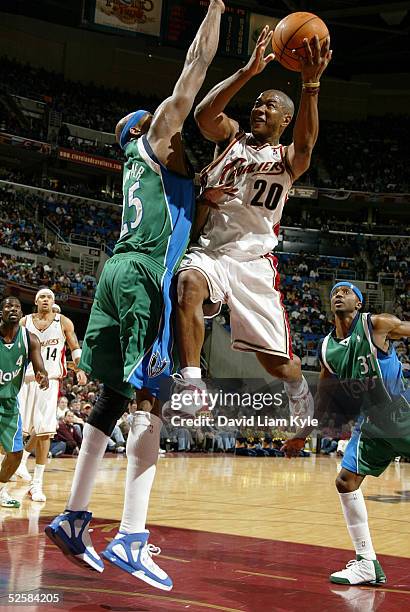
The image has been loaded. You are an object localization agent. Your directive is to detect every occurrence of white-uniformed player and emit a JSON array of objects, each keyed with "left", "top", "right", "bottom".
[
  {"left": 16, "top": 289, "right": 87, "bottom": 501},
  {"left": 175, "top": 27, "right": 332, "bottom": 417}
]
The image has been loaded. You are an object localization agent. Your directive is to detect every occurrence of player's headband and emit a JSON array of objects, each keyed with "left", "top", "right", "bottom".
[
  {"left": 35, "top": 289, "right": 55, "bottom": 304},
  {"left": 119, "top": 110, "right": 150, "bottom": 150},
  {"left": 330, "top": 282, "right": 363, "bottom": 303}
]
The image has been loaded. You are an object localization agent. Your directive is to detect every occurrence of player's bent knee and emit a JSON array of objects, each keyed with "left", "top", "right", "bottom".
[
  {"left": 177, "top": 271, "right": 208, "bottom": 307},
  {"left": 8, "top": 450, "right": 23, "bottom": 464},
  {"left": 87, "top": 385, "right": 129, "bottom": 437},
  {"left": 291, "top": 354, "right": 301, "bottom": 368},
  {"left": 335, "top": 470, "right": 360, "bottom": 493}
]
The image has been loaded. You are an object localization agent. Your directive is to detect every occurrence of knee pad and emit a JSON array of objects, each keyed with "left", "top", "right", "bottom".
[{"left": 87, "top": 386, "right": 129, "bottom": 437}]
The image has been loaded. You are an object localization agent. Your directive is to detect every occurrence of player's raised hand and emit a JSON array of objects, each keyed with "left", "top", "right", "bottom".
[
  {"left": 36, "top": 371, "right": 49, "bottom": 390},
  {"left": 280, "top": 437, "right": 306, "bottom": 458},
  {"left": 294, "top": 35, "right": 332, "bottom": 82},
  {"left": 245, "top": 26, "right": 275, "bottom": 76},
  {"left": 76, "top": 369, "right": 88, "bottom": 386},
  {"left": 198, "top": 184, "right": 238, "bottom": 210},
  {"left": 210, "top": 0, "right": 225, "bottom": 13}
]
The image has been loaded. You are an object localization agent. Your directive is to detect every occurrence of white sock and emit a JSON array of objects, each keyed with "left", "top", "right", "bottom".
[
  {"left": 180, "top": 366, "right": 201, "bottom": 381},
  {"left": 21, "top": 450, "right": 31, "bottom": 465},
  {"left": 33, "top": 464, "right": 45, "bottom": 487},
  {"left": 284, "top": 376, "right": 307, "bottom": 399},
  {"left": 119, "top": 412, "right": 161, "bottom": 534},
  {"left": 67, "top": 423, "right": 109, "bottom": 511},
  {"left": 339, "top": 489, "right": 376, "bottom": 560}
]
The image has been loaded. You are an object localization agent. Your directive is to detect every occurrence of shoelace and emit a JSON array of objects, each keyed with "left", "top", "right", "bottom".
[
  {"left": 147, "top": 543, "right": 161, "bottom": 556},
  {"left": 141, "top": 543, "right": 162, "bottom": 571},
  {"left": 346, "top": 559, "right": 360, "bottom": 568}
]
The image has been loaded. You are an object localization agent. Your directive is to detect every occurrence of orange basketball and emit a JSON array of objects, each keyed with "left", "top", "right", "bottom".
[{"left": 272, "top": 12, "right": 329, "bottom": 72}]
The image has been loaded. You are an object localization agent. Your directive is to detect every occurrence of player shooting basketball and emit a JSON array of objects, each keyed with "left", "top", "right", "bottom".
[{"left": 173, "top": 27, "right": 332, "bottom": 421}]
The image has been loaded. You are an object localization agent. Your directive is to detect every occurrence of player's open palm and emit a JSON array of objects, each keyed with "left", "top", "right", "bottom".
[
  {"left": 294, "top": 34, "right": 332, "bottom": 82},
  {"left": 210, "top": 0, "right": 225, "bottom": 13},
  {"left": 246, "top": 25, "right": 275, "bottom": 76}
]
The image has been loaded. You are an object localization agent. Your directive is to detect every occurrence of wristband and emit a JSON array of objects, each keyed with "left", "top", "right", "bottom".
[
  {"left": 302, "top": 81, "right": 320, "bottom": 88},
  {"left": 72, "top": 348, "right": 82, "bottom": 362}
]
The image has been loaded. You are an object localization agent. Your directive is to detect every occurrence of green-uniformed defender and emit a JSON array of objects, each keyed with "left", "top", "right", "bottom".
[
  {"left": 46, "top": 0, "right": 225, "bottom": 591},
  {"left": 0, "top": 297, "right": 48, "bottom": 508},
  {"left": 283, "top": 281, "right": 410, "bottom": 585}
]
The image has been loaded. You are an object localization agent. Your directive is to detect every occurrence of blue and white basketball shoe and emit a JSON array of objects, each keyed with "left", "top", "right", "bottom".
[
  {"left": 45, "top": 510, "right": 104, "bottom": 572},
  {"left": 102, "top": 531, "right": 173, "bottom": 590}
]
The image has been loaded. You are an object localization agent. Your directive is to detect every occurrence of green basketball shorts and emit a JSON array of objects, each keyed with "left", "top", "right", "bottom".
[
  {"left": 342, "top": 427, "right": 410, "bottom": 476},
  {"left": 79, "top": 254, "right": 165, "bottom": 399},
  {"left": 0, "top": 397, "right": 24, "bottom": 453}
]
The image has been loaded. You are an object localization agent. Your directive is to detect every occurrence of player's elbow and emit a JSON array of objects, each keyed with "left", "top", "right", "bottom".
[{"left": 194, "top": 104, "right": 208, "bottom": 128}]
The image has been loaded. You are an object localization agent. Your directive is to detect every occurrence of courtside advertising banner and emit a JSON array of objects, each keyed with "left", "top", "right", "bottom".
[{"left": 94, "top": 0, "right": 163, "bottom": 36}]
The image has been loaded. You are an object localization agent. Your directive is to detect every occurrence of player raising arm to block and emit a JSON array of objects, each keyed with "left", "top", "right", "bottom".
[
  {"left": 283, "top": 282, "right": 410, "bottom": 585},
  {"left": 0, "top": 298, "right": 48, "bottom": 509},
  {"left": 46, "top": 0, "right": 225, "bottom": 591}
]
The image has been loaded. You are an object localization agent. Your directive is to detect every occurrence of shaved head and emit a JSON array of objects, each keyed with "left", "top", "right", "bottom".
[{"left": 262, "top": 90, "right": 294, "bottom": 119}]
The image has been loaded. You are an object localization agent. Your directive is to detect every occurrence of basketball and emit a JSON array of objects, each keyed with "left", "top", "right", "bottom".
[{"left": 272, "top": 12, "right": 329, "bottom": 72}]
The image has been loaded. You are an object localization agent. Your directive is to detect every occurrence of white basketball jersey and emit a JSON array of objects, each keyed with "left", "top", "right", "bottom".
[
  {"left": 197, "top": 133, "right": 292, "bottom": 260},
  {"left": 25, "top": 314, "right": 67, "bottom": 380}
]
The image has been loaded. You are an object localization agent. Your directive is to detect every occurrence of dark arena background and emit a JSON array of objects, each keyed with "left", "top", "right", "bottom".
[{"left": 0, "top": 1, "right": 409, "bottom": 611}]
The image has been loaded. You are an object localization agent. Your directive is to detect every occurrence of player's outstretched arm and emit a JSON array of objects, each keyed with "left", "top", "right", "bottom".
[
  {"left": 372, "top": 313, "right": 410, "bottom": 340},
  {"left": 195, "top": 25, "right": 274, "bottom": 146},
  {"left": 286, "top": 35, "right": 332, "bottom": 181},
  {"left": 28, "top": 333, "right": 49, "bottom": 390},
  {"left": 148, "top": 0, "right": 224, "bottom": 155},
  {"left": 62, "top": 315, "right": 87, "bottom": 385}
]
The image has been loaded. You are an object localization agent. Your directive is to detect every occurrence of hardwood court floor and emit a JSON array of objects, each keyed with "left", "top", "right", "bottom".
[{"left": 0, "top": 454, "right": 409, "bottom": 611}]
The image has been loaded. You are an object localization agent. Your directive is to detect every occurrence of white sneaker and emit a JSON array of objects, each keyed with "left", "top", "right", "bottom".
[
  {"left": 330, "top": 556, "right": 386, "bottom": 585},
  {"left": 0, "top": 488, "right": 21, "bottom": 508},
  {"left": 29, "top": 484, "right": 46, "bottom": 503},
  {"left": 288, "top": 386, "right": 314, "bottom": 419},
  {"left": 16, "top": 463, "right": 32, "bottom": 482},
  {"left": 162, "top": 374, "right": 209, "bottom": 421}
]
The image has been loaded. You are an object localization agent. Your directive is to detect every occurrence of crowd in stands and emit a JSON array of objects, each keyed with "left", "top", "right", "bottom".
[
  {"left": 1, "top": 56, "right": 409, "bottom": 193},
  {"left": 0, "top": 187, "right": 50, "bottom": 255},
  {"left": 0, "top": 182, "right": 121, "bottom": 251},
  {"left": 316, "top": 117, "right": 410, "bottom": 193},
  {"left": 0, "top": 254, "right": 97, "bottom": 298},
  {"left": 0, "top": 167, "right": 122, "bottom": 206}
]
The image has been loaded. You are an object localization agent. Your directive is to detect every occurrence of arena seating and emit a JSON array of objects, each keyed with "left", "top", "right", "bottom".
[{"left": 1, "top": 56, "right": 409, "bottom": 192}]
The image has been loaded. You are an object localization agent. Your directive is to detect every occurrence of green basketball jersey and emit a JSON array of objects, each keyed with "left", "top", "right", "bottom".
[
  {"left": 114, "top": 136, "right": 195, "bottom": 273},
  {"left": 0, "top": 327, "right": 29, "bottom": 399},
  {"left": 321, "top": 312, "right": 410, "bottom": 435}
]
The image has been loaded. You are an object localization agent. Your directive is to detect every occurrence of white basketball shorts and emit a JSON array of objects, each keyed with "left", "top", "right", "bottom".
[
  {"left": 178, "top": 249, "right": 293, "bottom": 359},
  {"left": 18, "top": 379, "right": 60, "bottom": 436}
]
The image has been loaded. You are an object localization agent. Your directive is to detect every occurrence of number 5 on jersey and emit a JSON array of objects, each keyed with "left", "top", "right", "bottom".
[{"left": 120, "top": 181, "right": 143, "bottom": 238}]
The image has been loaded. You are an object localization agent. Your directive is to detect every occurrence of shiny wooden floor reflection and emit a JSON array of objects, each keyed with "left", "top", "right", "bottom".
[{"left": 6, "top": 453, "right": 410, "bottom": 557}]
